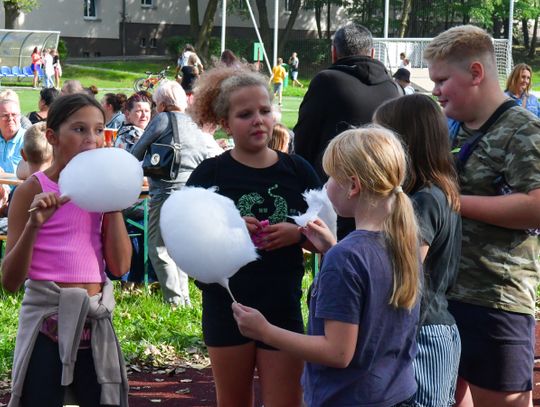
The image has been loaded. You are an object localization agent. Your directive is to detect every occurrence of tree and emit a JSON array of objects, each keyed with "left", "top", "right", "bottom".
[
  {"left": 188, "top": 0, "right": 200, "bottom": 39},
  {"left": 399, "top": 0, "right": 412, "bottom": 37},
  {"left": 303, "top": 0, "right": 344, "bottom": 39},
  {"left": 228, "top": 0, "right": 304, "bottom": 68},
  {"left": 195, "top": 0, "right": 219, "bottom": 57},
  {"left": 3, "top": 0, "right": 38, "bottom": 29}
]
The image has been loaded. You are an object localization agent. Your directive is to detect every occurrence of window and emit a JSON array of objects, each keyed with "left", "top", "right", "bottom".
[
  {"left": 150, "top": 38, "right": 157, "bottom": 48},
  {"left": 84, "top": 0, "right": 97, "bottom": 18},
  {"left": 141, "top": 0, "right": 153, "bottom": 7},
  {"left": 139, "top": 37, "right": 147, "bottom": 48},
  {"left": 284, "top": 0, "right": 291, "bottom": 12}
]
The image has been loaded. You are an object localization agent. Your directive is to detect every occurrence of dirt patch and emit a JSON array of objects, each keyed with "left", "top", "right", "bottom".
[
  {"left": 1, "top": 323, "right": 539, "bottom": 406},
  {"left": 0, "top": 363, "right": 263, "bottom": 406}
]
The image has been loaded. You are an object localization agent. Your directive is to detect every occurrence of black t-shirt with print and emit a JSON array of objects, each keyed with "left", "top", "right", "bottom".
[{"left": 186, "top": 150, "right": 321, "bottom": 314}]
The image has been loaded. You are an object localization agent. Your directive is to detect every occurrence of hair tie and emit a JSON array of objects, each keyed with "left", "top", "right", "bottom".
[{"left": 393, "top": 186, "right": 403, "bottom": 194}]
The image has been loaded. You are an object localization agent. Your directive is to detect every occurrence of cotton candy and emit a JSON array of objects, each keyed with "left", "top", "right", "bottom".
[
  {"left": 59, "top": 148, "right": 143, "bottom": 213},
  {"left": 160, "top": 187, "right": 258, "bottom": 300},
  {"left": 290, "top": 188, "right": 337, "bottom": 238}
]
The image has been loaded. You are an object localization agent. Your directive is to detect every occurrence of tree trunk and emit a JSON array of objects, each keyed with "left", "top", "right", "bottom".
[
  {"left": 188, "top": 0, "right": 200, "bottom": 39},
  {"left": 522, "top": 18, "right": 530, "bottom": 48},
  {"left": 278, "top": 0, "right": 301, "bottom": 57},
  {"left": 407, "top": 0, "right": 418, "bottom": 37},
  {"left": 315, "top": 4, "right": 322, "bottom": 39},
  {"left": 444, "top": 2, "right": 449, "bottom": 29},
  {"left": 492, "top": 17, "right": 502, "bottom": 39},
  {"left": 255, "top": 0, "right": 272, "bottom": 54},
  {"left": 461, "top": 0, "right": 469, "bottom": 25},
  {"left": 528, "top": 15, "right": 539, "bottom": 57},
  {"left": 4, "top": 2, "right": 20, "bottom": 29},
  {"left": 399, "top": 0, "right": 412, "bottom": 38},
  {"left": 325, "top": 1, "right": 331, "bottom": 40},
  {"left": 195, "top": 0, "right": 218, "bottom": 59}
]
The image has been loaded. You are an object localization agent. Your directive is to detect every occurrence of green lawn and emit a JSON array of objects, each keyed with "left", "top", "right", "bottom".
[
  {"left": 15, "top": 90, "right": 304, "bottom": 130},
  {"left": 0, "top": 61, "right": 310, "bottom": 380},
  {"left": 0, "top": 270, "right": 315, "bottom": 380}
]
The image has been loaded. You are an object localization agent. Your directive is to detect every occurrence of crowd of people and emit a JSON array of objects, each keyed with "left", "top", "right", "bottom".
[
  {"left": 0, "top": 23, "right": 538, "bottom": 407},
  {"left": 30, "top": 47, "right": 62, "bottom": 89}
]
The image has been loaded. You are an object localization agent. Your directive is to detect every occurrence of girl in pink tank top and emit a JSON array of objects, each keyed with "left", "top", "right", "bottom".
[{"left": 1, "top": 93, "right": 132, "bottom": 406}]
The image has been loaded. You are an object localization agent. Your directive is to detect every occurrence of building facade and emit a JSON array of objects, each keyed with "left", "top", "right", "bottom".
[{"left": 1, "top": 0, "right": 349, "bottom": 58}]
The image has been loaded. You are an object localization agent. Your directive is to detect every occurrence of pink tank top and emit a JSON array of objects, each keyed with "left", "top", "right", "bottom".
[{"left": 28, "top": 172, "right": 106, "bottom": 283}]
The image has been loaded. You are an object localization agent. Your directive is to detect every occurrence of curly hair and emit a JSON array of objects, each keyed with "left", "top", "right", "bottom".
[{"left": 189, "top": 65, "right": 271, "bottom": 126}]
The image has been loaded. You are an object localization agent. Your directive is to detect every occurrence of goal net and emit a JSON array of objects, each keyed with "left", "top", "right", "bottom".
[{"left": 373, "top": 37, "right": 512, "bottom": 88}]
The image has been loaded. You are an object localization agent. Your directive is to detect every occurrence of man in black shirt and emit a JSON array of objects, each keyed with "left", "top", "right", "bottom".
[{"left": 294, "top": 23, "right": 400, "bottom": 239}]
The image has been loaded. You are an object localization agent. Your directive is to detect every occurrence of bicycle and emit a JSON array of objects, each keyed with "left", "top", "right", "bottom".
[{"left": 133, "top": 66, "right": 170, "bottom": 92}]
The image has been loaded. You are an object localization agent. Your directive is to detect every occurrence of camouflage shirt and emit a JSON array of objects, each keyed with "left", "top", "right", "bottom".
[{"left": 448, "top": 106, "right": 540, "bottom": 315}]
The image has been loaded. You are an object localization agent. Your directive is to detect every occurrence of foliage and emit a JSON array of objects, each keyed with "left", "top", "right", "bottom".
[
  {"left": 2, "top": 0, "right": 38, "bottom": 13},
  {"left": 165, "top": 35, "right": 255, "bottom": 66},
  {"left": 57, "top": 38, "right": 68, "bottom": 61},
  {"left": 0, "top": 270, "right": 315, "bottom": 379},
  {"left": 3, "top": 0, "right": 39, "bottom": 29}
]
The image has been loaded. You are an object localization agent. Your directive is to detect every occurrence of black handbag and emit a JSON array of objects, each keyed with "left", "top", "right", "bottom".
[{"left": 142, "top": 112, "right": 182, "bottom": 180}]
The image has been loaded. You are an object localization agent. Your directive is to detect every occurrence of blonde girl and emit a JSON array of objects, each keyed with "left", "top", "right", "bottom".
[{"left": 233, "top": 127, "right": 421, "bottom": 407}]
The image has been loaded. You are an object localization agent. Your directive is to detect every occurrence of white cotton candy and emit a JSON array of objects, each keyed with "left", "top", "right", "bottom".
[
  {"left": 160, "top": 187, "right": 258, "bottom": 298},
  {"left": 59, "top": 148, "right": 144, "bottom": 213},
  {"left": 290, "top": 188, "right": 338, "bottom": 238}
]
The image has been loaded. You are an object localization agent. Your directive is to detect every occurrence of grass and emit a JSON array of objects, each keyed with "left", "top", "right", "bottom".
[
  {"left": 0, "top": 60, "right": 310, "bottom": 379},
  {"left": 0, "top": 270, "right": 315, "bottom": 379},
  {"left": 9, "top": 66, "right": 307, "bottom": 130}
]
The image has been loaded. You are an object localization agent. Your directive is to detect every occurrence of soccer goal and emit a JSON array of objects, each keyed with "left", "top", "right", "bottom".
[{"left": 373, "top": 37, "right": 513, "bottom": 91}]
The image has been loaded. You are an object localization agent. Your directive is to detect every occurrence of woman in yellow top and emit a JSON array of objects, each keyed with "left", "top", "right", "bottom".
[{"left": 270, "top": 58, "right": 286, "bottom": 105}]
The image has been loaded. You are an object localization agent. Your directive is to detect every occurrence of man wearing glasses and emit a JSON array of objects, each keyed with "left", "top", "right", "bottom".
[{"left": 0, "top": 98, "right": 25, "bottom": 173}]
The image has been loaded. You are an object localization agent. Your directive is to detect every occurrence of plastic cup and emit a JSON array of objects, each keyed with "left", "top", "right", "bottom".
[{"left": 104, "top": 128, "right": 114, "bottom": 147}]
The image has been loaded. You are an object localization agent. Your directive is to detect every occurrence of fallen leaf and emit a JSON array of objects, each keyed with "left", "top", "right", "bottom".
[{"left": 175, "top": 388, "right": 191, "bottom": 394}]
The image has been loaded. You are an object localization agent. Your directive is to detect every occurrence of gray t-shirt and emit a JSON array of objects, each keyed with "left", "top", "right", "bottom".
[{"left": 412, "top": 185, "right": 461, "bottom": 326}]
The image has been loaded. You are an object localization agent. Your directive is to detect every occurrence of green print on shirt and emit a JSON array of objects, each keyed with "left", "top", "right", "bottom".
[{"left": 237, "top": 184, "right": 288, "bottom": 223}]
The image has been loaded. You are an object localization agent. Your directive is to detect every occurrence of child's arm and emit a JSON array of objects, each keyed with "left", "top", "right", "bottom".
[
  {"left": 233, "top": 303, "right": 358, "bottom": 368},
  {"left": 1, "top": 181, "right": 68, "bottom": 292},
  {"left": 460, "top": 189, "right": 540, "bottom": 229},
  {"left": 102, "top": 211, "right": 132, "bottom": 277}
]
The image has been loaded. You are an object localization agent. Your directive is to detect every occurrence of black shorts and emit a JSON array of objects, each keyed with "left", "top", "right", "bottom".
[
  {"left": 448, "top": 300, "right": 534, "bottom": 392},
  {"left": 201, "top": 288, "right": 304, "bottom": 350}
]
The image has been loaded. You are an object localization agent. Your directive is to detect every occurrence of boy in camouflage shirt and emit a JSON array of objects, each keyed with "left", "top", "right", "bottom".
[{"left": 425, "top": 25, "right": 540, "bottom": 407}]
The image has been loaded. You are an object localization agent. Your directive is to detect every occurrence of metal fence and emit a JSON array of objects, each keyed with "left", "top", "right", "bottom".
[{"left": 373, "top": 37, "right": 513, "bottom": 83}]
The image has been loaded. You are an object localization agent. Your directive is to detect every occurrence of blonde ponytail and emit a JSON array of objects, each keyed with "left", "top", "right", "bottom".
[
  {"left": 323, "top": 126, "right": 420, "bottom": 310},
  {"left": 385, "top": 190, "right": 420, "bottom": 309}
]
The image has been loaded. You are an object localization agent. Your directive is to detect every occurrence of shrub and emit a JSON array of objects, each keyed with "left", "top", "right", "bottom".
[{"left": 57, "top": 38, "right": 68, "bottom": 61}]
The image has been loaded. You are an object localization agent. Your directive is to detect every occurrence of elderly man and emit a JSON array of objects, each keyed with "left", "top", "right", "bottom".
[
  {"left": 294, "top": 22, "right": 400, "bottom": 238},
  {"left": 0, "top": 98, "right": 25, "bottom": 173}
]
